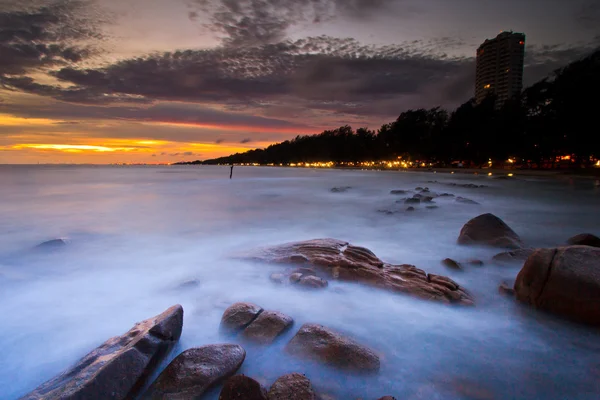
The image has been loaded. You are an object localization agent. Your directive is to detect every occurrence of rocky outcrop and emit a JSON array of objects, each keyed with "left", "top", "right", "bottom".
[
  {"left": 268, "top": 373, "right": 316, "bottom": 400},
  {"left": 286, "top": 324, "right": 380, "bottom": 373},
  {"left": 143, "top": 344, "right": 245, "bottom": 399},
  {"left": 244, "top": 239, "right": 473, "bottom": 305},
  {"left": 567, "top": 233, "right": 600, "bottom": 248},
  {"left": 514, "top": 246, "right": 600, "bottom": 326},
  {"left": 458, "top": 213, "right": 523, "bottom": 249},
  {"left": 220, "top": 302, "right": 264, "bottom": 334},
  {"left": 242, "top": 311, "right": 294, "bottom": 344},
  {"left": 22, "top": 305, "right": 184, "bottom": 400},
  {"left": 493, "top": 248, "right": 534, "bottom": 264},
  {"left": 219, "top": 375, "right": 268, "bottom": 400}
]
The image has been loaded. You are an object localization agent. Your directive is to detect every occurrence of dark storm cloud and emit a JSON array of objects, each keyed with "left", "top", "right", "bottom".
[
  {"left": 188, "top": 0, "right": 399, "bottom": 47},
  {"left": 0, "top": 0, "right": 104, "bottom": 75}
]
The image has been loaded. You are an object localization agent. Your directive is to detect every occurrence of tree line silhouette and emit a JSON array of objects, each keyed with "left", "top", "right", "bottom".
[{"left": 197, "top": 49, "right": 600, "bottom": 168}]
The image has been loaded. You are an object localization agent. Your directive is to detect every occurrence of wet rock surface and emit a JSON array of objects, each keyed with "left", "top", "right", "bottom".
[
  {"left": 220, "top": 302, "right": 264, "bottom": 334},
  {"left": 567, "top": 233, "right": 600, "bottom": 248},
  {"left": 244, "top": 239, "right": 473, "bottom": 305},
  {"left": 219, "top": 375, "right": 268, "bottom": 400},
  {"left": 458, "top": 213, "right": 524, "bottom": 249},
  {"left": 22, "top": 305, "right": 184, "bottom": 400},
  {"left": 267, "top": 373, "right": 316, "bottom": 400},
  {"left": 286, "top": 323, "right": 380, "bottom": 373},
  {"left": 514, "top": 246, "right": 600, "bottom": 326},
  {"left": 297, "top": 275, "right": 328, "bottom": 289},
  {"left": 143, "top": 344, "right": 245, "bottom": 399},
  {"left": 242, "top": 311, "right": 294, "bottom": 344}
]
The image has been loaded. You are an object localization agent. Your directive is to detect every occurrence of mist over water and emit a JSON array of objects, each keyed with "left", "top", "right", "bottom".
[{"left": 1, "top": 165, "right": 600, "bottom": 399}]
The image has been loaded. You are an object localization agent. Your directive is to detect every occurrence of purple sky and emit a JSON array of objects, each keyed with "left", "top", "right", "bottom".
[{"left": 1, "top": 0, "right": 599, "bottom": 163}]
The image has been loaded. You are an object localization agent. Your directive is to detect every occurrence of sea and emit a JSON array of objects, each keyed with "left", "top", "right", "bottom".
[{"left": 1, "top": 165, "right": 599, "bottom": 399}]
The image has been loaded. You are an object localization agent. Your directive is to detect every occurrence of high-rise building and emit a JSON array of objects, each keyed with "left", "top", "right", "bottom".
[{"left": 475, "top": 31, "right": 525, "bottom": 105}]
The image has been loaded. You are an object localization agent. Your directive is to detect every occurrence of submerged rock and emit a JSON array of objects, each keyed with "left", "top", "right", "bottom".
[
  {"left": 466, "top": 259, "right": 484, "bottom": 267},
  {"left": 455, "top": 197, "right": 480, "bottom": 205},
  {"left": 243, "top": 239, "right": 473, "bottom": 305},
  {"left": 22, "top": 305, "right": 183, "bottom": 400},
  {"left": 297, "top": 275, "right": 328, "bottom": 289},
  {"left": 458, "top": 213, "right": 524, "bottom": 249},
  {"left": 330, "top": 187, "right": 351, "bottom": 193},
  {"left": 405, "top": 197, "right": 421, "bottom": 204},
  {"left": 286, "top": 323, "right": 380, "bottom": 373},
  {"left": 175, "top": 279, "right": 200, "bottom": 290},
  {"left": 514, "top": 246, "right": 600, "bottom": 326},
  {"left": 220, "top": 302, "right": 264, "bottom": 334},
  {"left": 492, "top": 248, "right": 535, "bottom": 264},
  {"left": 406, "top": 206, "right": 416, "bottom": 212},
  {"left": 270, "top": 273, "right": 285, "bottom": 284},
  {"left": 219, "top": 375, "right": 268, "bottom": 400},
  {"left": 567, "top": 233, "right": 600, "bottom": 248},
  {"left": 377, "top": 397, "right": 397, "bottom": 400},
  {"left": 143, "top": 344, "right": 245, "bottom": 399},
  {"left": 442, "top": 258, "right": 462, "bottom": 271},
  {"left": 268, "top": 373, "right": 316, "bottom": 400},
  {"left": 242, "top": 311, "right": 294, "bottom": 344},
  {"left": 498, "top": 282, "right": 515, "bottom": 297},
  {"left": 33, "top": 239, "right": 67, "bottom": 251},
  {"left": 390, "top": 190, "right": 411, "bottom": 195}
]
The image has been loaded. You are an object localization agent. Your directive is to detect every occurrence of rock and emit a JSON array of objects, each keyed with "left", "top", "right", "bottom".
[
  {"left": 415, "top": 187, "right": 424, "bottom": 191},
  {"left": 466, "top": 259, "right": 484, "bottom": 267},
  {"left": 143, "top": 344, "right": 245, "bottom": 399},
  {"left": 405, "top": 198, "right": 420, "bottom": 204},
  {"left": 438, "top": 193, "right": 455, "bottom": 197},
  {"left": 219, "top": 375, "right": 268, "bottom": 400},
  {"left": 270, "top": 273, "right": 285, "bottom": 284},
  {"left": 406, "top": 207, "right": 416, "bottom": 212},
  {"left": 297, "top": 275, "right": 329, "bottom": 289},
  {"left": 455, "top": 197, "right": 480, "bottom": 205},
  {"left": 498, "top": 282, "right": 515, "bottom": 297},
  {"left": 267, "top": 373, "right": 316, "bottom": 400},
  {"left": 442, "top": 258, "right": 462, "bottom": 271},
  {"left": 426, "top": 205, "right": 438, "bottom": 210},
  {"left": 492, "top": 248, "right": 535, "bottom": 264},
  {"left": 567, "top": 233, "right": 600, "bottom": 248},
  {"left": 220, "top": 303, "right": 264, "bottom": 334},
  {"left": 292, "top": 268, "right": 317, "bottom": 277},
  {"left": 390, "top": 190, "right": 410, "bottom": 195},
  {"left": 330, "top": 187, "right": 351, "bottom": 193},
  {"left": 176, "top": 279, "right": 200, "bottom": 290},
  {"left": 242, "top": 311, "right": 294, "bottom": 344},
  {"left": 22, "top": 305, "right": 183, "bottom": 400},
  {"left": 422, "top": 196, "right": 434, "bottom": 203},
  {"left": 244, "top": 239, "right": 473, "bottom": 305},
  {"left": 33, "top": 239, "right": 67, "bottom": 250},
  {"left": 289, "top": 273, "right": 303, "bottom": 283},
  {"left": 377, "top": 397, "right": 397, "bottom": 400},
  {"left": 458, "top": 213, "right": 524, "bottom": 249},
  {"left": 286, "top": 324, "right": 380, "bottom": 373},
  {"left": 377, "top": 209, "right": 395, "bottom": 215},
  {"left": 514, "top": 246, "right": 600, "bottom": 326}
]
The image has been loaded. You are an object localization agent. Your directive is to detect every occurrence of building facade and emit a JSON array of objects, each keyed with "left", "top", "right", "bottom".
[{"left": 475, "top": 31, "right": 525, "bottom": 104}]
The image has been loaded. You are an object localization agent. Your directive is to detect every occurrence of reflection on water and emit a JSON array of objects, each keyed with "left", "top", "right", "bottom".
[{"left": 1, "top": 165, "right": 599, "bottom": 399}]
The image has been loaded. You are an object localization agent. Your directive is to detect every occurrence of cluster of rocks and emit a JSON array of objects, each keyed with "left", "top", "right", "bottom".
[
  {"left": 427, "top": 181, "right": 488, "bottom": 189},
  {"left": 246, "top": 238, "right": 473, "bottom": 305},
  {"left": 454, "top": 212, "right": 600, "bottom": 326},
  {"left": 383, "top": 186, "right": 479, "bottom": 214},
  {"left": 21, "top": 302, "right": 393, "bottom": 400}
]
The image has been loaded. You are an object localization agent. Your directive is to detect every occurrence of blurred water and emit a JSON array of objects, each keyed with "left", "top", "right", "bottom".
[{"left": 0, "top": 165, "right": 599, "bottom": 399}]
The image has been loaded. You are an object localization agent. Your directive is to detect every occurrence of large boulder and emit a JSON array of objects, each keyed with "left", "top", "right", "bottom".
[
  {"left": 514, "top": 246, "right": 600, "bottom": 326},
  {"left": 243, "top": 239, "right": 473, "bottom": 305},
  {"left": 286, "top": 324, "right": 380, "bottom": 373},
  {"left": 21, "top": 305, "right": 183, "bottom": 400},
  {"left": 143, "top": 344, "right": 245, "bottom": 399},
  {"left": 457, "top": 213, "right": 523, "bottom": 249},
  {"left": 567, "top": 233, "right": 600, "bottom": 248},
  {"left": 219, "top": 375, "right": 268, "bottom": 400},
  {"left": 220, "top": 302, "right": 263, "bottom": 334},
  {"left": 242, "top": 311, "right": 294, "bottom": 345},
  {"left": 267, "top": 373, "right": 316, "bottom": 400}
]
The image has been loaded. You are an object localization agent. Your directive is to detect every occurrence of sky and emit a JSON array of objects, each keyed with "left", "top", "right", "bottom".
[{"left": 1, "top": 0, "right": 599, "bottom": 164}]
